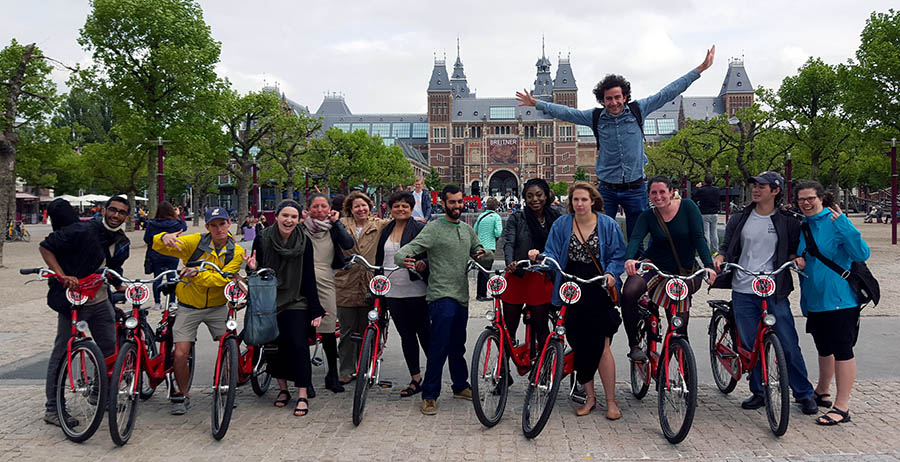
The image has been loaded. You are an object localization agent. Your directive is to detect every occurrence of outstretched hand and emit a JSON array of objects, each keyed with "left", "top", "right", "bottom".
[
  {"left": 515, "top": 88, "right": 537, "bottom": 107},
  {"left": 243, "top": 250, "right": 258, "bottom": 271},
  {"left": 162, "top": 230, "right": 185, "bottom": 251},
  {"left": 696, "top": 45, "right": 716, "bottom": 73}
]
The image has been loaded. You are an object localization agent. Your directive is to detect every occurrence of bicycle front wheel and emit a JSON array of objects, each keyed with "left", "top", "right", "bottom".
[
  {"left": 108, "top": 341, "right": 140, "bottom": 446},
  {"left": 55, "top": 339, "right": 107, "bottom": 443},
  {"left": 250, "top": 346, "right": 272, "bottom": 396},
  {"left": 211, "top": 337, "right": 238, "bottom": 440},
  {"left": 630, "top": 318, "right": 651, "bottom": 399},
  {"left": 471, "top": 329, "right": 508, "bottom": 428},
  {"left": 522, "top": 338, "right": 563, "bottom": 439},
  {"left": 352, "top": 328, "right": 376, "bottom": 426},
  {"left": 139, "top": 321, "right": 158, "bottom": 400},
  {"left": 763, "top": 332, "right": 790, "bottom": 436},
  {"left": 658, "top": 336, "right": 698, "bottom": 444},
  {"left": 709, "top": 312, "right": 738, "bottom": 394}
]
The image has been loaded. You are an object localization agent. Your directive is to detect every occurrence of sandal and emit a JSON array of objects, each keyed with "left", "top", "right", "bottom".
[
  {"left": 273, "top": 390, "right": 291, "bottom": 408},
  {"left": 816, "top": 407, "right": 851, "bottom": 426},
  {"left": 293, "top": 397, "right": 309, "bottom": 417},
  {"left": 400, "top": 379, "right": 423, "bottom": 398},
  {"left": 814, "top": 391, "right": 833, "bottom": 408}
]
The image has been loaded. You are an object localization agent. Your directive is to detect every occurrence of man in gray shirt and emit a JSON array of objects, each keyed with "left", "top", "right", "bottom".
[{"left": 713, "top": 171, "right": 818, "bottom": 414}]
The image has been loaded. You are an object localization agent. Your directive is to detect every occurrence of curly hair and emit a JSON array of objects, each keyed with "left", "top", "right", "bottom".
[
  {"left": 343, "top": 190, "right": 374, "bottom": 217},
  {"left": 593, "top": 74, "right": 631, "bottom": 104}
]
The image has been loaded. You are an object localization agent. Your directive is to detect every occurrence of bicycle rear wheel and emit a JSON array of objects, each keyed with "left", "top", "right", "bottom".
[
  {"left": 709, "top": 312, "right": 738, "bottom": 394},
  {"left": 211, "top": 337, "right": 238, "bottom": 440},
  {"left": 630, "top": 318, "right": 651, "bottom": 399},
  {"left": 139, "top": 321, "right": 158, "bottom": 400},
  {"left": 658, "top": 336, "right": 697, "bottom": 444},
  {"left": 108, "top": 341, "right": 140, "bottom": 446},
  {"left": 471, "top": 329, "right": 508, "bottom": 428},
  {"left": 250, "top": 345, "right": 272, "bottom": 396},
  {"left": 522, "top": 339, "right": 563, "bottom": 439},
  {"left": 763, "top": 332, "right": 790, "bottom": 436},
  {"left": 55, "top": 339, "right": 107, "bottom": 443},
  {"left": 352, "top": 327, "right": 376, "bottom": 426}
]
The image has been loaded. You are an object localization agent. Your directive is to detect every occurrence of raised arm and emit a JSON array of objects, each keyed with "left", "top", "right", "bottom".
[{"left": 637, "top": 46, "right": 714, "bottom": 116}]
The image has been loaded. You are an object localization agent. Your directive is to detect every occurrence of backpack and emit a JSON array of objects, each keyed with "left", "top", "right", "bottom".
[
  {"left": 591, "top": 102, "right": 643, "bottom": 146},
  {"left": 243, "top": 271, "right": 279, "bottom": 345}
]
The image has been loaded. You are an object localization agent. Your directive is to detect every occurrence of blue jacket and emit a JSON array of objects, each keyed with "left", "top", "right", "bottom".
[
  {"left": 413, "top": 189, "right": 432, "bottom": 221},
  {"left": 539, "top": 213, "right": 626, "bottom": 307},
  {"left": 143, "top": 218, "right": 188, "bottom": 268},
  {"left": 536, "top": 69, "right": 700, "bottom": 183},
  {"left": 797, "top": 210, "right": 870, "bottom": 314}
]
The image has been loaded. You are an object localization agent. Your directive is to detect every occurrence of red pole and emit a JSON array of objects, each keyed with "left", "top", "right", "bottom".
[
  {"left": 890, "top": 140, "right": 897, "bottom": 245},
  {"left": 251, "top": 164, "right": 259, "bottom": 216},
  {"left": 724, "top": 166, "right": 731, "bottom": 222},
  {"left": 157, "top": 144, "right": 165, "bottom": 203}
]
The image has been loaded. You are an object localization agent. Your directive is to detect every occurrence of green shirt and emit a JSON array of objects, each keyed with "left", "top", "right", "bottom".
[{"left": 395, "top": 218, "right": 494, "bottom": 307}]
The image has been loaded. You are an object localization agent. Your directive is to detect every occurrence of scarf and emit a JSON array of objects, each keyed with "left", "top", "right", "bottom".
[
  {"left": 302, "top": 216, "right": 333, "bottom": 234},
  {"left": 258, "top": 225, "right": 308, "bottom": 304},
  {"left": 524, "top": 205, "right": 560, "bottom": 251}
]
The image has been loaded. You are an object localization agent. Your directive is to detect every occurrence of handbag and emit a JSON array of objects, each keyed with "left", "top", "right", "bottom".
[
  {"left": 800, "top": 222, "right": 879, "bottom": 308},
  {"left": 243, "top": 271, "right": 279, "bottom": 345},
  {"left": 653, "top": 208, "right": 694, "bottom": 276},
  {"left": 573, "top": 218, "right": 619, "bottom": 304}
]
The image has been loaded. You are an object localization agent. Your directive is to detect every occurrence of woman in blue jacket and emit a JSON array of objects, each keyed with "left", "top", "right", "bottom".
[
  {"left": 143, "top": 201, "right": 187, "bottom": 309},
  {"left": 795, "top": 181, "right": 870, "bottom": 426},
  {"left": 528, "top": 182, "right": 626, "bottom": 419}
]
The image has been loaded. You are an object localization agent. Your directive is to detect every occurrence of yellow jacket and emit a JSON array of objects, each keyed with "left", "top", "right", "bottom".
[{"left": 152, "top": 231, "right": 245, "bottom": 308}]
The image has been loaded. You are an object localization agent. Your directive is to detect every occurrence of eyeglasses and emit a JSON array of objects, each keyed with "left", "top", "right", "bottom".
[
  {"left": 106, "top": 207, "right": 130, "bottom": 217},
  {"left": 796, "top": 196, "right": 819, "bottom": 204}
]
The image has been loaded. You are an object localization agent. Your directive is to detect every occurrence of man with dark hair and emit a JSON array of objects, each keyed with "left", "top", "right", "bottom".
[
  {"left": 396, "top": 184, "right": 494, "bottom": 415},
  {"left": 712, "top": 171, "right": 817, "bottom": 414},
  {"left": 39, "top": 195, "right": 131, "bottom": 427},
  {"left": 694, "top": 175, "right": 721, "bottom": 253},
  {"left": 516, "top": 46, "right": 716, "bottom": 240}
]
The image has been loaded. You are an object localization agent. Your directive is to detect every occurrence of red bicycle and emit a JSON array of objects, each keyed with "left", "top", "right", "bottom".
[
  {"left": 708, "top": 261, "right": 803, "bottom": 436},
  {"left": 628, "top": 262, "right": 708, "bottom": 444},
  {"left": 188, "top": 260, "right": 274, "bottom": 440}
]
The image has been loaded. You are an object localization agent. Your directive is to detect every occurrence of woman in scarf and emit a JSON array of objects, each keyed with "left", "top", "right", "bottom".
[
  {"left": 301, "top": 193, "right": 355, "bottom": 393},
  {"left": 245, "top": 200, "right": 325, "bottom": 416}
]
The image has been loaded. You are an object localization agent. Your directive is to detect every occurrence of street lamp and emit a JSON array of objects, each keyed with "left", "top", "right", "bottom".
[
  {"left": 724, "top": 165, "right": 731, "bottom": 222},
  {"left": 145, "top": 137, "right": 171, "bottom": 204}
]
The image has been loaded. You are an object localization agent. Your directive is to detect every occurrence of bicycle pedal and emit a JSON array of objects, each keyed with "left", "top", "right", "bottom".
[
  {"left": 571, "top": 395, "right": 587, "bottom": 404},
  {"left": 377, "top": 381, "right": 392, "bottom": 388},
  {"left": 720, "top": 353, "right": 738, "bottom": 359},
  {"left": 349, "top": 334, "right": 364, "bottom": 343}
]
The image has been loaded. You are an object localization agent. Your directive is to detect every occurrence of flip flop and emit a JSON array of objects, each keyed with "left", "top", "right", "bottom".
[{"left": 294, "top": 397, "right": 309, "bottom": 417}]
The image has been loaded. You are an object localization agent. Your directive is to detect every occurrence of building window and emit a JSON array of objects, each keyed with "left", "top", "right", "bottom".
[
  {"left": 539, "top": 124, "right": 552, "bottom": 137},
  {"left": 558, "top": 125, "right": 574, "bottom": 141},
  {"left": 543, "top": 143, "right": 552, "bottom": 154},
  {"left": 371, "top": 123, "right": 391, "bottom": 138},
  {"left": 383, "top": 138, "right": 394, "bottom": 147},
  {"left": 432, "top": 126, "right": 447, "bottom": 143},
  {"left": 471, "top": 126, "right": 482, "bottom": 138},
  {"left": 561, "top": 153, "right": 570, "bottom": 161},
  {"left": 453, "top": 125, "right": 465, "bottom": 138},
  {"left": 455, "top": 144, "right": 463, "bottom": 155},
  {"left": 657, "top": 119, "right": 676, "bottom": 135},
  {"left": 576, "top": 125, "right": 593, "bottom": 137},
  {"left": 524, "top": 126, "right": 536, "bottom": 138},
  {"left": 392, "top": 123, "right": 410, "bottom": 138},
  {"left": 412, "top": 123, "right": 428, "bottom": 138},
  {"left": 643, "top": 120, "right": 657, "bottom": 135},
  {"left": 351, "top": 123, "right": 370, "bottom": 134},
  {"left": 332, "top": 123, "right": 351, "bottom": 132},
  {"left": 489, "top": 107, "right": 516, "bottom": 119}
]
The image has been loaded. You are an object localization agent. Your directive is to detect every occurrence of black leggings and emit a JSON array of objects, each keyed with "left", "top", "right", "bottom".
[
  {"left": 320, "top": 331, "right": 338, "bottom": 374},
  {"left": 270, "top": 310, "right": 313, "bottom": 388},
  {"left": 386, "top": 296, "right": 431, "bottom": 376},
  {"left": 621, "top": 273, "right": 698, "bottom": 347},
  {"left": 502, "top": 302, "right": 550, "bottom": 359}
]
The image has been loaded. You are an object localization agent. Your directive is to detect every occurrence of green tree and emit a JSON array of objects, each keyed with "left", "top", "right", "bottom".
[
  {"left": 573, "top": 166, "right": 589, "bottom": 182},
  {"left": 79, "top": 0, "right": 221, "bottom": 215},
  {"left": 424, "top": 167, "right": 443, "bottom": 192},
  {"left": 165, "top": 113, "right": 228, "bottom": 226},
  {"left": 549, "top": 181, "right": 569, "bottom": 198},
  {"left": 0, "top": 39, "right": 56, "bottom": 266},
  {"left": 259, "top": 106, "right": 322, "bottom": 200},
  {"left": 842, "top": 9, "right": 900, "bottom": 135}
]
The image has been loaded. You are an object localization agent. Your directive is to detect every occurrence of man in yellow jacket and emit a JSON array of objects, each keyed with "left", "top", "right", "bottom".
[{"left": 153, "top": 207, "right": 245, "bottom": 415}]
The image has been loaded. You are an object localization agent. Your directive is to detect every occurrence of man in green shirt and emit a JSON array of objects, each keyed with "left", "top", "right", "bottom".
[{"left": 396, "top": 185, "right": 494, "bottom": 415}]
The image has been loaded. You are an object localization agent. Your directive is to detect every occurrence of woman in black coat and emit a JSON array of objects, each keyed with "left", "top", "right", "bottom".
[{"left": 143, "top": 201, "right": 188, "bottom": 308}]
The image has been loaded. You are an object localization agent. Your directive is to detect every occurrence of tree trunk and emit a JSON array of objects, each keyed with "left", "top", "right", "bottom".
[
  {"left": 236, "top": 162, "right": 252, "bottom": 223},
  {"left": 126, "top": 193, "right": 137, "bottom": 232}
]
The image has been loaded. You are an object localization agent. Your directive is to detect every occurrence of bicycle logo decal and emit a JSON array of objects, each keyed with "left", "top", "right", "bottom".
[
  {"left": 559, "top": 282, "right": 582, "bottom": 304},
  {"left": 487, "top": 275, "right": 507, "bottom": 296},
  {"left": 369, "top": 275, "right": 391, "bottom": 296},
  {"left": 125, "top": 283, "right": 151, "bottom": 305},
  {"left": 224, "top": 280, "right": 247, "bottom": 304},
  {"left": 665, "top": 279, "right": 690, "bottom": 301},
  {"left": 752, "top": 276, "right": 776, "bottom": 297},
  {"left": 65, "top": 289, "right": 89, "bottom": 306}
]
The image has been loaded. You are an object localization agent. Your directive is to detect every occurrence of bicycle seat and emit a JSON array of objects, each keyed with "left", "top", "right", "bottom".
[
  {"left": 159, "top": 281, "right": 178, "bottom": 296},
  {"left": 708, "top": 300, "right": 732, "bottom": 313}
]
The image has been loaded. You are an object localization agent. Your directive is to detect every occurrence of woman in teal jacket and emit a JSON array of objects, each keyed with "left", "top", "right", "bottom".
[{"left": 795, "top": 181, "right": 870, "bottom": 426}]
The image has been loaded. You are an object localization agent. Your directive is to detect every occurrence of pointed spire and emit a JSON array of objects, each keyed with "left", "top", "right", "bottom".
[
  {"left": 451, "top": 37, "right": 471, "bottom": 98},
  {"left": 542, "top": 34, "right": 546, "bottom": 58},
  {"left": 533, "top": 36, "right": 553, "bottom": 99}
]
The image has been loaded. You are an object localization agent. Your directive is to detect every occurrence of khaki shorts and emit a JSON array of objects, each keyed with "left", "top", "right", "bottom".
[{"left": 173, "top": 305, "right": 227, "bottom": 343}]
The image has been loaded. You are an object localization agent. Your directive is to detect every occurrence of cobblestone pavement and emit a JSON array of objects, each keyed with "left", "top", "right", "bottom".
[{"left": 0, "top": 216, "right": 898, "bottom": 460}]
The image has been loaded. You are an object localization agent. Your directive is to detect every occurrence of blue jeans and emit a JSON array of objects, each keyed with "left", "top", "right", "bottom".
[
  {"left": 150, "top": 261, "right": 178, "bottom": 304},
  {"left": 598, "top": 182, "right": 648, "bottom": 242},
  {"left": 731, "top": 292, "right": 813, "bottom": 400},
  {"left": 422, "top": 298, "right": 470, "bottom": 400}
]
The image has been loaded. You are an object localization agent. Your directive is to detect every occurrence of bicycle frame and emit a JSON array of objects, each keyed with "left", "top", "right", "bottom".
[{"left": 354, "top": 295, "right": 389, "bottom": 381}]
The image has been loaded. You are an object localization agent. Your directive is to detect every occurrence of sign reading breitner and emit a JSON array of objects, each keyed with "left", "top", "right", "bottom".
[{"left": 487, "top": 138, "right": 519, "bottom": 164}]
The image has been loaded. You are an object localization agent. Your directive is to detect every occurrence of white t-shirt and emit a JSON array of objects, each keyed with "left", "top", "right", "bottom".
[
  {"left": 733, "top": 209, "right": 777, "bottom": 294},
  {"left": 412, "top": 191, "right": 424, "bottom": 219},
  {"left": 382, "top": 239, "right": 427, "bottom": 298}
]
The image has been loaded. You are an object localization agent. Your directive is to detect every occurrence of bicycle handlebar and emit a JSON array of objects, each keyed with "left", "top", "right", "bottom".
[
  {"left": 344, "top": 254, "right": 399, "bottom": 272},
  {"left": 531, "top": 256, "right": 609, "bottom": 287},
  {"left": 722, "top": 260, "right": 805, "bottom": 279},
  {"left": 636, "top": 262, "right": 709, "bottom": 281}
]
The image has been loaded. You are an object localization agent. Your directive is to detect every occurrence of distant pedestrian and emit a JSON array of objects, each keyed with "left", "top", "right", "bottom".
[
  {"left": 474, "top": 197, "right": 503, "bottom": 301},
  {"left": 143, "top": 201, "right": 187, "bottom": 309},
  {"left": 694, "top": 175, "right": 721, "bottom": 254}
]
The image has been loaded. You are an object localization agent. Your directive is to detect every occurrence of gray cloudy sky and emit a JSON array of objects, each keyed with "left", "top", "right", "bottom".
[{"left": 5, "top": 1, "right": 894, "bottom": 114}]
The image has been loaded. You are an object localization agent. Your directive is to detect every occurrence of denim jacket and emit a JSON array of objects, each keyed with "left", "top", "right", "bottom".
[
  {"left": 797, "top": 210, "right": 870, "bottom": 314},
  {"left": 539, "top": 213, "right": 626, "bottom": 306},
  {"left": 536, "top": 69, "right": 700, "bottom": 183}
]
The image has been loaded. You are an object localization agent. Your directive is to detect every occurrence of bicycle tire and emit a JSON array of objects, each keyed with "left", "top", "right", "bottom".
[
  {"left": 709, "top": 312, "right": 738, "bottom": 394},
  {"left": 471, "top": 329, "right": 508, "bottom": 428},
  {"left": 250, "top": 346, "right": 272, "bottom": 396},
  {"left": 352, "top": 328, "right": 377, "bottom": 426},
  {"left": 630, "top": 318, "right": 651, "bottom": 399},
  {"left": 108, "top": 341, "right": 140, "bottom": 446},
  {"left": 658, "top": 336, "right": 698, "bottom": 444},
  {"left": 139, "top": 321, "right": 159, "bottom": 400},
  {"left": 522, "top": 339, "right": 563, "bottom": 439},
  {"left": 211, "top": 337, "right": 238, "bottom": 440},
  {"left": 55, "top": 339, "right": 107, "bottom": 443},
  {"left": 763, "top": 332, "right": 790, "bottom": 436}
]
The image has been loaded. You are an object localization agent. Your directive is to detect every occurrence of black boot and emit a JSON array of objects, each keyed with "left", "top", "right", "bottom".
[
  {"left": 325, "top": 370, "right": 345, "bottom": 393},
  {"left": 307, "top": 383, "right": 316, "bottom": 399}
]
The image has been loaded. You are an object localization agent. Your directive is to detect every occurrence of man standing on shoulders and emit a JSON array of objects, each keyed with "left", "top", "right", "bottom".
[
  {"left": 410, "top": 178, "right": 432, "bottom": 223},
  {"left": 395, "top": 185, "right": 494, "bottom": 415},
  {"left": 516, "top": 46, "right": 716, "bottom": 241},
  {"left": 474, "top": 197, "right": 503, "bottom": 302},
  {"left": 152, "top": 207, "right": 245, "bottom": 415},
  {"left": 694, "top": 175, "right": 721, "bottom": 254},
  {"left": 712, "top": 171, "right": 818, "bottom": 415}
]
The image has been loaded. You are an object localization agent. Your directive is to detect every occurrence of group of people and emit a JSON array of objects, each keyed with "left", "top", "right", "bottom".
[{"left": 39, "top": 44, "right": 868, "bottom": 429}]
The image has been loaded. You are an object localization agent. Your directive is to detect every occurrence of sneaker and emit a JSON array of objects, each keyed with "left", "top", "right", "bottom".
[
  {"left": 453, "top": 388, "right": 473, "bottom": 400},
  {"left": 171, "top": 395, "right": 190, "bottom": 415},
  {"left": 798, "top": 397, "right": 818, "bottom": 415},
  {"left": 627, "top": 346, "right": 648, "bottom": 362},
  {"left": 421, "top": 399, "right": 437, "bottom": 415},
  {"left": 741, "top": 394, "right": 765, "bottom": 410},
  {"left": 475, "top": 296, "right": 492, "bottom": 302},
  {"left": 44, "top": 410, "right": 78, "bottom": 428}
]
